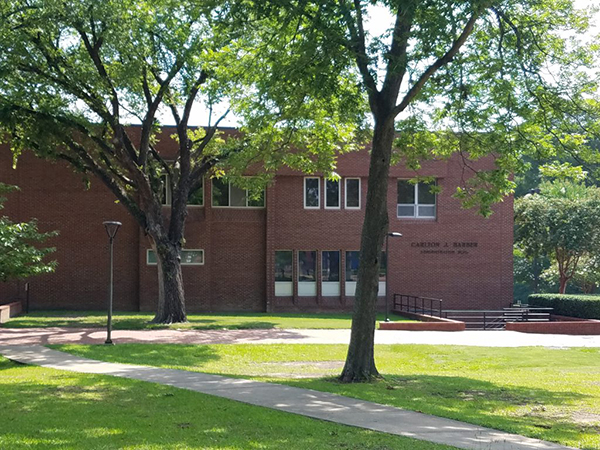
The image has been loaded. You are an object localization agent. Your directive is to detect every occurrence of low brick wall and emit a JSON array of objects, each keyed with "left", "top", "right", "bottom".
[
  {"left": 0, "top": 301, "right": 22, "bottom": 324},
  {"left": 380, "top": 312, "right": 465, "bottom": 331},
  {"left": 506, "top": 317, "right": 600, "bottom": 335}
]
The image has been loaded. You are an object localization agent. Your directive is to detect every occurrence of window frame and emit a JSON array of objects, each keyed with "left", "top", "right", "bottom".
[
  {"left": 321, "top": 250, "right": 341, "bottom": 282},
  {"left": 324, "top": 178, "right": 341, "bottom": 210},
  {"left": 344, "top": 177, "right": 361, "bottom": 210},
  {"left": 274, "top": 250, "right": 293, "bottom": 282},
  {"left": 146, "top": 249, "right": 205, "bottom": 266},
  {"left": 303, "top": 177, "right": 321, "bottom": 209},
  {"left": 160, "top": 173, "right": 172, "bottom": 206},
  {"left": 161, "top": 173, "right": 205, "bottom": 207},
  {"left": 211, "top": 178, "right": 266, "bottom": 209},
  {"left": 397, "top": 179, "right": 437, "bottom": 219}
]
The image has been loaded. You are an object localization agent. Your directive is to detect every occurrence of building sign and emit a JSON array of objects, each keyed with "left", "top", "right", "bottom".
[{"left": 410, "top": 241, "right": 478, "bottom": 255}]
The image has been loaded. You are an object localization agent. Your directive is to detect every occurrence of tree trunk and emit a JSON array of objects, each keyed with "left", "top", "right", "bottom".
[
  {"left": 340, "top": 117, "right": 395, "bottom": 383},
  {"left": 558, "top": 276, "right": 568, "bottom": 294},
  {"left": 151, "top": 239, "right": 187, "bottom": 324}
]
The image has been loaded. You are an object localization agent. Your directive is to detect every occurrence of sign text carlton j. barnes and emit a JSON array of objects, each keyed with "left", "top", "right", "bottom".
[{"left": 410, "top": 241, "right": 478, "bottom": 255}]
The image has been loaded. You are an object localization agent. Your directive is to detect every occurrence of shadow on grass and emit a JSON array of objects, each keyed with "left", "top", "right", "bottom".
[
  {"left": 0, "top": 359, "right": 440, "bottom": 450},
  {"left": 283, "top": 373, "right": 598, "bottom": 448}
]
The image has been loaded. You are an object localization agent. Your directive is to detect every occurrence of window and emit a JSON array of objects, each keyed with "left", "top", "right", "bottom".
[
  {"left": 325, "top": 179, "right": 340, "bottom": 209},
  {"left": 160, "top": 174, "right": 171, "bottom": 206},
  {"left": 298, "top": 251, "right": 316, "bottom": 281},
  {"left": 304, "top": 177, "right": 320, "bottom": 208},
  {"left": 147, "top": 249, "right": 204, "bottom": 265},
  {"left": 160, "top": 174, "right": 204, "bottom": 207},
  {"left": 212, "top": 178, "right": 265, "bottom": 208},
  {"left": 345, "top": 178, "right": 361, "bottom": 209},
  {"left": 345, "top": 250, "right": 386, "bottom": 297},
  {"left": 298, "top": 250, "right": 317, "bottom": 296},
  {"left": 322, "top": 251, "right": 340, "bottom": 282},
  {"left": 188, "top": 179, "right": 204, "bottom": 206},
  {"left": 397, "top": 180, "right": 436, "bottom": 218},
  {"left": 275, "top": 250, "right": 293, "bottom": 296},
  {"left": 345, "top": 251, "right": 360, "bottom": 282},
  {"left": 275, "top": 251, "right": 293, "bottom": 282}
]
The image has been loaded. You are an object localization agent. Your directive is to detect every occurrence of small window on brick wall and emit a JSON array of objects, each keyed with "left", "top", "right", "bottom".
[
  {"left": 345, "top": 178, "right": 361, "bottom": 209},
  {"left": 147, "top": 249, "right": 204, "bottom": 265},
  {"left": 160, "top": 174, "right": 204, "bottom": 207},
  {"left": 304, "top": 177, "right": 320, "bottom": 208},
  {"left": 397, "top": 180, "right": 436, "bottom": 218},
  {"left": 325, "top": 179, "right": 340, "bottom": 209},
  {"left": 212, "top": 178, "right": 265, "bottom": 208}
]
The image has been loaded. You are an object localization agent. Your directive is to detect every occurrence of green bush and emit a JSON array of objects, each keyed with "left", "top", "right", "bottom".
[{"left": 528, "top": 294, "right": 600, "bottom": 319}]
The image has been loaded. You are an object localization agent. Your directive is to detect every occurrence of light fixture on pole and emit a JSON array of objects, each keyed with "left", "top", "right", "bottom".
[
  {"left": 385, "top": 232, "right": 402, "bottom": 322},
  {"left": 103, "top": 221, "right": 122, "bottom": 345}
]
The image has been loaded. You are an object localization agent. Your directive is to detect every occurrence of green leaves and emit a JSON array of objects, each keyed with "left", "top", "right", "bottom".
[{"left": 515, "top": 179, "right": 600, "bottom": 291}]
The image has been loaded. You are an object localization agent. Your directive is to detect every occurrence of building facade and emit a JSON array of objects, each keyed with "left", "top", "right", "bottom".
[{"left": 0, "top": 131, "right": 513, "bottom": 312}]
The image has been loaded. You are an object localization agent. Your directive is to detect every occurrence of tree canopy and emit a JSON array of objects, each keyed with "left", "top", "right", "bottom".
[
  {"left": 244, "top": 0, "right": 600, "bottom": 381},
  {"left": 0, "top": 0, "right": 362, "bottom": 322},
  {"left": 515, "top": 179, "right": 600, "bottom": 294}
]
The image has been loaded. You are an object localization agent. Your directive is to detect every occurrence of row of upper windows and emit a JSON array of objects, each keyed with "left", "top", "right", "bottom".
[
  {"left": 303, "top": 177, "right": 361, "bottom": 209},
  {"left": 161, "top": 174, "right": 436, "bottom": 218},
  {"left": 160, "top": 176, "right": 264, "bottom": 208},
  {"left": 305, "top": 177, "right": 437, "bottom": 219}
]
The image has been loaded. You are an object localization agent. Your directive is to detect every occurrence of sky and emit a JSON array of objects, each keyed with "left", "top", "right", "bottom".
[{"left": 165, "top": 1, "right": 600, "bottom": 128}]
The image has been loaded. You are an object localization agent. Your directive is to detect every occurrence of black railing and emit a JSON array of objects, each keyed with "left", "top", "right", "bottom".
[
  {"left": 393, "top": 294, "right": 443, "bottom": 318},
  {"left": 443, "top": 307, "right": 553, "bottom": 330}
]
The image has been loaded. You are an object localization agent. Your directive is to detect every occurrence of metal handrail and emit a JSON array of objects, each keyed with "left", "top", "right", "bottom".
[{"left": 393, "top": 294, "right": 443, "bottom": 318}]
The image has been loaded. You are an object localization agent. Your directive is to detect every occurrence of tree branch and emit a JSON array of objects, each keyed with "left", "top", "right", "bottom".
[{"left": 392, "top": 6, "right": 485, "bottom": 117}]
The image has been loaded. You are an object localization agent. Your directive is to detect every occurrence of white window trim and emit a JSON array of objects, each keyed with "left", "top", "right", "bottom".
[
  {"left": 146, "top": 249, "right": 205, "bottom": 266},
  {"left": 304, "top": 177, "right": 321, "bottom": 209},
  {"left": 211, "top": 178, "right": 266, "bottom": 209},
  {"left": 397, "top": 180, "right": 437, "bottom": 219},
  {"left": 344, "top": 178, "right": 361, "bottom": 210},
  {"left": 161, "top": 173, "right": 172, "bottom": 206},
  {"left": 325, "top": 179, "right": 341, "bottom": 209}
]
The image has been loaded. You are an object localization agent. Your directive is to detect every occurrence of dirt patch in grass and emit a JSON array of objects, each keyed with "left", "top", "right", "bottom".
[{"left": 572, "top": 411, "right": 600, "bottom": 425}]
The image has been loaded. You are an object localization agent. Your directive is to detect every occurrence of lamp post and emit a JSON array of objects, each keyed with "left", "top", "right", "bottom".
[
  {"left": 103, "top": 221, "right": 122, "bottom": 345},
  {"left": 385, "top": 232, "right": 403, "bottom": 322}
]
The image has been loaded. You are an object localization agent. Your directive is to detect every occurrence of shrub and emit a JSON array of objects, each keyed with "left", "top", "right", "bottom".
[{"left": 528, "top": 294, "right": 600, "bottom": 319}]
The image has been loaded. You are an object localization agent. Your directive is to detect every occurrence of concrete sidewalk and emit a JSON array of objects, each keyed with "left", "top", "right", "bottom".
[
  {"left": 1, "top": 326, "right": 600, "bottom": 347},
  {"left": 0, "top": 345, "right": 574, "bottom": 450}
]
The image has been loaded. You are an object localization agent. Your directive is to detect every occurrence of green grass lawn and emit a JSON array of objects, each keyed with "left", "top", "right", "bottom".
[
  {"left": 0, "top": 356, "right": 455, "bottom": 450},
  {"left": 3, "top": 310, "right": 412, "bottom": 330},
  {"left": 54, "top": 343, "right": 600, "bottom": 450}
]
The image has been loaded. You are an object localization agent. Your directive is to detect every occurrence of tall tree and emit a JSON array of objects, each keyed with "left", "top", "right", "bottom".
[
  {"left": 250, "top": 0, "right": 600, "bottom": 381},
  {"left": 0, "top": 0, "right": 360, "bottom": 322}
]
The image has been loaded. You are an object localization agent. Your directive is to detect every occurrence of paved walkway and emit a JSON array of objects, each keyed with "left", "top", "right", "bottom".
[
  {"left": 1, "top": 326, "right": 600, "bottom": 347},
  {"left": 0, "top": 345, "right": 573, "bottom": 450}
]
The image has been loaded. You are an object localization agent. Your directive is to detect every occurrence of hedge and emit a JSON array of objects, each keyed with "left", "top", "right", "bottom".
[{"left": 528, "top": 294, "right": 600, "bottom": 319}]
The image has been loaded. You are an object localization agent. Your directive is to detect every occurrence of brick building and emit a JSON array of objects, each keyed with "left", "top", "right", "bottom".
[{"left": 0, "top": 128, "right": 513, "bottom": 312}]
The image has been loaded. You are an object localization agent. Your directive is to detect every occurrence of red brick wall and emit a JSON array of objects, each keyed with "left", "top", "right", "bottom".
[
  {"left": 0, "top": 148, "right": 140, "bottom": 311},
  {"left": 1, "top": 130, "right": 513, "bottom": 312}
]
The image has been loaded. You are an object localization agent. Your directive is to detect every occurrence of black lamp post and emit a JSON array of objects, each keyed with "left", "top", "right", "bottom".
[
  {"left": 103, "top": 221, "right": 121, "bottom": 345},
  {"left": 385, "top": 232, "right": 402, "bottom": 322}
]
